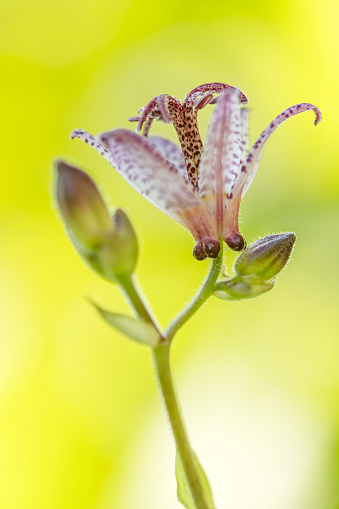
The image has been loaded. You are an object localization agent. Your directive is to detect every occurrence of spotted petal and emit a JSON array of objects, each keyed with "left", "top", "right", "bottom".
[
  {"left": 96, "top": 129, "right": 218, "bottom": 243},
  {"left": 198, "top": 88, "right": 243, "bottom": 233},
  {"left": 223, "top": 106, "right": 251, "bottom": 202},
  {"left": 232, "top": 103, "right": 322, "bottom": 199},
  {"left": 71, "top": 129, "right": 115, "bottom": 166},
  {"left": 239, "top": 108, "right": 251, "bottom": 167},
  {"left": 147, "top": 136, "right": 189, "bottom": 182}
]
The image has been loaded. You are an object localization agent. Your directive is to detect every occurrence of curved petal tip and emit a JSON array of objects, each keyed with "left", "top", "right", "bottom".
[
  {"left": 313, "top": 107, "right": 322, "bottom": 126},
  {"left": 70, "top": 129, "right": 83, "bottom": 140}
]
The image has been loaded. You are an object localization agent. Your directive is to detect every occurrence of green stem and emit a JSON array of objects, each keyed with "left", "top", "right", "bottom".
[
  {"left": 118, "top": 248, "right": 224, "bottom": 509},
  {"left": 152, "top": 344, "right": 210, "bottom": 509},
  {"left": 118, "top": 274, "right": 162, "bottom": 334},
  {"left": 165, "top": 243, "right": 224, "bottom": 343}
]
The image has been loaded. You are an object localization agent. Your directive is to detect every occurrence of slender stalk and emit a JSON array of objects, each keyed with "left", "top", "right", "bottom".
[
  {"left": 152, "top": 344, "right": 210, "bottom": 509},
  {"left": 165, "top": 243, "right": 224, "bottom": 342},
  {"left": 118, "top": 251, "right": 224, "bottom": 509},
  {"left": 118, "top": 274, "right": 162, "bottom": 334}
]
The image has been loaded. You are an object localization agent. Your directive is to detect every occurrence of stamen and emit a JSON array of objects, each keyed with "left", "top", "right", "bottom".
[
  {"left": 142, "top": 117, "right": 154, "bottom": 137},
  {"left": 194, "top": 93, "right": 214, "bottom": 110},
  {"left": 157, "top": 94, "right": 172, "bottom": 123},
  {"left": 136, "top": 97, "right": 159, "bottom": 134},
  {"left": 185, "top": 82, "right": 249, "bottom": 106},
  {"left": 128, "top": 116, "right": 140, "bottom": 122}
]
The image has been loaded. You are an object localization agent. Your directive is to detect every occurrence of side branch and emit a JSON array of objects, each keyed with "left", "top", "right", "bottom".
[{"left": 165, "top": 243, "right": 224, "bottom": 343}]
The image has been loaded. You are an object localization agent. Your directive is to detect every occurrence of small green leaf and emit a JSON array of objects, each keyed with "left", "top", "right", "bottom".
[
  {"left": 175, "top": 450, "right": 216, "bottom": 509},
  {"left": 213, "top": 274, "right": 274, "bottom": 301},
  {"left": 89, "top": 300, "right": 161, "bottom": 348}
]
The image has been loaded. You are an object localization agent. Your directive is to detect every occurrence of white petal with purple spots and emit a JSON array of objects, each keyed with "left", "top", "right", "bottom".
[
  {"left": 198, "top": 89, "right": 242, "bottom": 231},
  {"left": 71, "top": 129, "right": 115, "bottom": 167},
  {"left": 99, "top": 129, "right": 217, "bottom": 241},
  {"left": 147, "top": 136, "right": 189, "bottom": 182},
  {"left": 231, "top": 103, "right": 322, "bottom": 199}
]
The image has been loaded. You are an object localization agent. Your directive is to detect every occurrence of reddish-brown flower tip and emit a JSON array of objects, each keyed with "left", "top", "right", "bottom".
[
  {"left": 193, "top": 243, "right": 207, "bottom": 261},
  {"left": 204, "top": 238, "right": 221, "bottom": 258},
  {"left": 193, "top": 238, "right": 220, "bottom": 260},
  {"left": 224, "top": 232, "right": 246, "bottom": 251}
]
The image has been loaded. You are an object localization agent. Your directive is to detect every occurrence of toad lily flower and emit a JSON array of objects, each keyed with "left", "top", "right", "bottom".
[{"left": 71, "top": 82, "right": 321, "bottom": 260}]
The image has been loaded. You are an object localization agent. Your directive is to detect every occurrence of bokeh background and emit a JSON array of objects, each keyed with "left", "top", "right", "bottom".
[{"left": 1, "top": 0, "right": 339, "bottom": 508}]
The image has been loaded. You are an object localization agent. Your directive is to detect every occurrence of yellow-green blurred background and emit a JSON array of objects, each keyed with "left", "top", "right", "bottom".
[{"left": 1, "top": 0, "right": 339, "bottom": 508}]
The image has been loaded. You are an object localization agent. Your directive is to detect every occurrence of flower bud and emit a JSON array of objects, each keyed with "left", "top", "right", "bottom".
[
  {"left": 234, "top": 233, "right": 296, "bottom": 281},
  {"left": 55, "top": 160, "right": 138, "bottom": 282},
  {"left": 56, "top": 160, "right": 112, "bottom": 249},
  {"left": 213, "top": 274, "right": 274, "bottom": 301},
  {"left": 95, "top": 209, "right": 138, "bottom": 281}
]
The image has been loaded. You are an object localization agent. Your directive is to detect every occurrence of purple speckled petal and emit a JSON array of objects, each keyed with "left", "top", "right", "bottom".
[
  {"left": 198, "top": 88, "right": 243, "bottom": 234},
  {"left": 232, "top": 103, "right": 322, "bottom": 199},
  {"left": 70, "top": 129, "right": 115, "bottom": 166},
  {"left": 147, "top": 136, "right": 189, "bottom": 182},
  {"left": 239, "top": 108, "right": 251, "bottom": 167},
  {"left": 99, "top": 129, "right": 218, "bottom": 242}
]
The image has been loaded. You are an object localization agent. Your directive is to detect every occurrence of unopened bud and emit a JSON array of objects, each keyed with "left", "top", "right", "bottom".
[
  {"left": 234, "top": 233, "right": 296, "bottom": 281},
  {"left": 55, "top": 160, "right": 138, "bottom": 282},
  {"left": 213, "top": 274, "right": 274, "bottom": 301},
  {"left": 56, "top": 160, "right": 112, "bottom": 249},
  {"left": 96, "top": 209, "right": 138, "bottom": 281}
]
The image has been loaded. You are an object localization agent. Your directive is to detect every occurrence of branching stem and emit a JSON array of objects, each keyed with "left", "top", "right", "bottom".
[
  {"left": 165, "top": 244, "right": 224, "bottom": 343},
  {"left": 119, "top": 247, "right": 224, "bottom": 509}
]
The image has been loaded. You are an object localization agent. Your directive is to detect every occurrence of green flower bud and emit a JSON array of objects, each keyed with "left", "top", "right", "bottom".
[
  {"left": 55, "top": 160, "right": 138, "bottom": 282},
  {"left": 56, "top": 160, "right": 112, "bottom": 249},
  {"left": 213, "top": 274, "right": 274, "bottom": 301},
  {"left": 94, "top": 209, "right": 138, "bottom": 282},
  {"left": 234, "top": 233, "right": 296, "bottom": 281}
]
